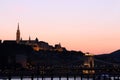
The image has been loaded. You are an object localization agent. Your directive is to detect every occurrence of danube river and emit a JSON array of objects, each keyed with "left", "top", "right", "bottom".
[
  {"left": 0, "top": 77, "right": 92, "bottom": 80},
  {"left": 0, "top": 77, "right": 119, "bottom": 80}
]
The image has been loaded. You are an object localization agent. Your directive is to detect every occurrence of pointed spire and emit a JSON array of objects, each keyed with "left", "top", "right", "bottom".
[
  {"left": 29, "top": 36, "right": 31, "bottom": 41},
  {"left": 35, "top": 37, "right": 39, "bottom": 42},
  {"left": 16, "top": 22, "right": 20, "bottom": 43},
  {"left": 58, "top": 42, "right": 62, "bottom": 48},
  {"left": 17, "top": 22, "right": 19, "bottom": 30},
  {"left": 59, "top": 42, "right": 61, "bottom": 46}
]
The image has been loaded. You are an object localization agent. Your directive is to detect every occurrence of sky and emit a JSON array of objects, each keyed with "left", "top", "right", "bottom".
[{"left": 0, "top": 0, "right": 120, "bottom": 54}]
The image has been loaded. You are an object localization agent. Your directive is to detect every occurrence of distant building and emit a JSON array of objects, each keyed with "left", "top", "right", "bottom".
[
  {"left": 2, "top": 23, "right": 66, "bottom": 52},
  {"left": 83, "top": 53, "right": 95, "bottom": 74},
  {"left": 54, "top": 43, "right": 65, "bottom": 51},
  {"left": 38, "top": 41, "right": 50, "bottom": 50}
]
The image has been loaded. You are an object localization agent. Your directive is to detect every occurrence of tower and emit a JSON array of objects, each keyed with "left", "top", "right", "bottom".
[
  {"left": 83, "top": 53, "right": 95, "bottom": 74},
  {"left": 28, "top": 36, "right": 31, "bottom": 44},
  {"left": 16, "top": 23, "right": 20, "bottom": 43},
  {"left": 29, "top": 36, "right": 31, "bottom": 42}
]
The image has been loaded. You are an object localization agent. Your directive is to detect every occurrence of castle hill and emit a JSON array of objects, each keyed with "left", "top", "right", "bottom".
[
  {"left": 0, "top": 23, "right": 120, "bottom": 79},
  {"left": 1, "top": 0, "right": 120, "bottom": 79}
]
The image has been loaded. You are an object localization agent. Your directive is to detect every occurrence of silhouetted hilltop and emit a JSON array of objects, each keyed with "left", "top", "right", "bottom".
[
  {"left": 95, "top": 49, "right": 120, "bottom": 64},
  {"left": 110, "top": 49, "right": 120, "bottom": 63},
  {"left": 1, "top": 41, "right": 120, "bottom": 70},
  {"left": 0, "top": 43, "right": 84, "bottom": 69},
  {"left": 110, "top": 49, "right": 120, "bottom": 56}
]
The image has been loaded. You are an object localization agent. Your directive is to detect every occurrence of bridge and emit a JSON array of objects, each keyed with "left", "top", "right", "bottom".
[{"left": 0, "top": 53, "right": 120, "bottom": 80}]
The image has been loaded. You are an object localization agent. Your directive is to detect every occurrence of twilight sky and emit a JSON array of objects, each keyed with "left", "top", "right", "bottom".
[{"left": 0, "top": 0, "right": 120, "bottom": 54}]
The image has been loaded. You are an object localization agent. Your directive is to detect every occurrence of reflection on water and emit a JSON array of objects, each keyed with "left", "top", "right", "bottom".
[
  {"left": 0, "top": 77, "right": 93, "bottom": 80},
  {"left": 1, "top": 76, "right": 120, "bottom": 80}
]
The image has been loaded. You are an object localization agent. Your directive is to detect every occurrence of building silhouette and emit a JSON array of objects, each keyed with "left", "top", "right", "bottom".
[{"left": 2, "top": 23, "right": 66, "bottom": 51}]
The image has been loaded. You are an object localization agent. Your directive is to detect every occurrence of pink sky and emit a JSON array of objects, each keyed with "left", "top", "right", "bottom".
[{"left": 0, "top": 0, "right": 120, "bottom": 54}]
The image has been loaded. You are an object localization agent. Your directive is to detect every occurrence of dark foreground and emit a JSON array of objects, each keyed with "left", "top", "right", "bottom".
[{"left": 0, "top": 67, "right": 120, "bottom": 80}]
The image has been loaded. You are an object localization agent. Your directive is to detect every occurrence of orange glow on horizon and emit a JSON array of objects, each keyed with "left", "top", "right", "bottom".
[{"left": 0, "top": 0, "right": 120, "bottom": 54}]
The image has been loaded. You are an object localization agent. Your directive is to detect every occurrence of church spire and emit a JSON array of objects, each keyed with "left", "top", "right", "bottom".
[
  {"left": 17, "top": 23, "right": 19, "bottom": 30},
  {"left": 16, "top": 22, "right": 20, "bottom": 43},
  {"left": 29, "top": 36, "right": 31, "bottom": 41}
]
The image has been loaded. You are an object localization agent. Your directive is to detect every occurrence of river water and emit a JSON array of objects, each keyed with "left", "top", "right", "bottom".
[
  {"left": 0, "top": 77, "right": 119, "bottom": 80},
  {"left": 0, "top": 77, "right": 93, "bottom": 80}
]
